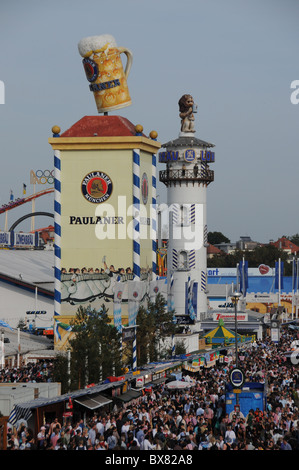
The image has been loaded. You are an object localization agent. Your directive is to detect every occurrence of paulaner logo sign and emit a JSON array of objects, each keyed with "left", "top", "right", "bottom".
[{"left": 81, "top": 171, "right": 113, "bottom": 204}]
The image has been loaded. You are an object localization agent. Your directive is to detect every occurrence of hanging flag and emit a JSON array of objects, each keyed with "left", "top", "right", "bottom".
[
  {"left": 239, "top": 260, "right": 248, "bottom": 296},
  {"left": 168, "top": 273, "right": 175, "bottom": 315},
  {"left": 8, "top": 404, "right": 32, "bottom": 426},
  {"left": 23, "top": 183, "right": 27, "bottom": 195},
  {"left": 128, "top": 280, "right": 145, "bottom": 303},
  {"left": 171, "top": 334, "right": 175, "bottom": 357},
  {"left": 10, "top": 190, "right": 14, "bottom": 201},
  {"left": 292, "top": 258, "right": 297, "bottom": 291},
  {"left": 149, "top": 278, "right": 166, "bottom": 303},
  {"left": 187, "top": 276, "right": 195, "bottom": 320},
  {"left": 275, "top": 260, "right": 284, "bottom": 290},
  {"left": 128, "top": 280, "right": 145, "bottom": 326},
  {"left": 113, "top": 281, "right": 125, "bottom": 332},
  {"left": 0, "top": 320, "right": 13, "bottom": 330}
]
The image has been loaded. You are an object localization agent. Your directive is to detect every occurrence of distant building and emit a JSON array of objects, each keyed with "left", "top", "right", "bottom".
[
  {"left": 33, "top": 225, "right": 54, "bottom": 247},
  {"left": 213, "top": 236, "right": 261, "bottom": 254},
  {"left": 207, "top": 243, "right": 224, "bottom": 259},
  {"left": 270, "top": 236, "right": 299, "bottom": 258},
  {"left": 236, "top": 236, "right": 261, "bottom": 251},
  {"left": 213, "top": 242, "right": 236, "bottom": 254}
]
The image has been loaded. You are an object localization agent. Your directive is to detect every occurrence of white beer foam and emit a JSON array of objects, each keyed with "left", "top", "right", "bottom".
[{"left": 78, "top": 34, "right": 117, "bottom": 57}]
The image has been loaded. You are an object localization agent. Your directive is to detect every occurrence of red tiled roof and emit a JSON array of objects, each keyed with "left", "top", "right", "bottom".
[
  {"left": 60, "top": 115, "right": 143, "bottom": 138},
  {"left": 270, "top": 236, "right": 299, "bottom": 253},
  {"left": 207, "top": 244, "right": 223, "bottom": 255}
]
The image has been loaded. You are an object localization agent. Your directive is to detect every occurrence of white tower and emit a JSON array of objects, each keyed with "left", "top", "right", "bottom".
[{"left": 159, "top": 94, "right": 215, "bottom": 333}]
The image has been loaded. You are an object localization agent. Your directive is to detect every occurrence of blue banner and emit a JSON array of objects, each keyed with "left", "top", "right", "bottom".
[
  {"left": 185, "top": 280, "right": 198, "bottom": 320},
  {"left": 292, "top": 259, "right": 297, "bottom": 291},
  {"left": 239, "top": 260, "right": 248, "bottom": 295}
]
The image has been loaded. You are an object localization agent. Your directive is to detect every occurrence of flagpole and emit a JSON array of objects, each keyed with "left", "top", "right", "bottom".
[
  {"left": 53, "top": 128, "right": 62, "bottom": 322},
  {"left": 225, "top": 283, "right": 228, "bottom": 309},
  {"left": 278, "top": 258, "right": 281, "bottom": 307},
  {"left": 292, "top": 257, "right": 295, "bottom": 320},
  {"left": 17, "top": 327, "right": 20, "bottom": 368},
  {"left": 151, "top": 151, "right": 157, "bottom": 277},
  {"left": 242, "top": 256, "right": 245, "bottom": 298},
  {"left": 1, "top": 330, "right": 4, "bottom": 369},
  {"left": 31, "top": 183, "right": 36, "bottom": 232},
  {"left": 132, "top": 148, "right": 140, "bottom": 372}
]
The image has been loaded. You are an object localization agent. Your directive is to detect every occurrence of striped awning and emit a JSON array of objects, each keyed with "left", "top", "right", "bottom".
[{"left": 9, "top": 404, "right": 33, "bottom": 426}]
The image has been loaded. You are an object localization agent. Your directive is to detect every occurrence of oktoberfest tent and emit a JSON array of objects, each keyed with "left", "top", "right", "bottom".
[{"left": 204, "top": 319, "right": 242, "bottom": 345}]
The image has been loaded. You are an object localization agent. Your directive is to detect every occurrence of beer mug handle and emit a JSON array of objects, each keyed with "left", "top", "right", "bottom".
[{"left": 118, "top": 47, "right": 133, "bottom": 79}]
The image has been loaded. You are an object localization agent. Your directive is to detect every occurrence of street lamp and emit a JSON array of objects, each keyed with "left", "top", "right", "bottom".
[{"left": 231, "top": 291, "right": 242, "bottom": 368}]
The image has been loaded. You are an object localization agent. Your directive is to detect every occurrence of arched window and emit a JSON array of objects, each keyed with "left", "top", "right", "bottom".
[
  {"left": 178, "top": 250, "right": 188, "bottom": 270},
  {"left": 180, "top": 205, "right": 189, "bottom": 226}
]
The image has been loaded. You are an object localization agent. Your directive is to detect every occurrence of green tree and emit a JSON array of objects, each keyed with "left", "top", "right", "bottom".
[
  {"left": 165, "top": 339, "right": 186, "bottom": 358},
  {"left": 136, "top": 293, "right": 179, "bottom": 365},
  {"left": 208, "top": 231, "right": 230, "bottom": 245},
  {"left": 245, "top": 244, "right": 288, "bottom": 269},
  {"left": 207, "top": 244, "right": 291, "bottom": 274},
  {"left": 52, "top": 352, "right": 69, "bottom": 394},
  {"left": 66, "top": 304, "right": 123, "bottom": 390},
  {"left": 288, "top": 234, "right": 299, "bottom": 247},
  {"left": 17, "top": 318, "right": 27, "bottom": 330}
]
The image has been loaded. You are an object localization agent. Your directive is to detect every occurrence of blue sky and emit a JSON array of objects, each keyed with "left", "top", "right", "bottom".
[{"left": 0, "top": 0, "right": 298, "bottom": 243}]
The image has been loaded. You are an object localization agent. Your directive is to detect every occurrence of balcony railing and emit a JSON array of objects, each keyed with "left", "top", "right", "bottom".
[{"left": 159, "top": 168, "right": 214, "bottom": 186}]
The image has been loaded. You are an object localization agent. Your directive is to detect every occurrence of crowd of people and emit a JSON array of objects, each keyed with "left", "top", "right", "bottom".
[
  {"left": 0, "top": 361, "right": 54, "bottom": 384},
  {"left": 4, "top": 325, "right": 299, "bottom": 451}
]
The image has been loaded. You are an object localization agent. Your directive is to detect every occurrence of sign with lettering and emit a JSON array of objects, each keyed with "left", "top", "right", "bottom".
[
  {"left": 0, "top": 231, "right": 10, "bottom": 246},
  {"left": 246, "top": 293, "right": 279, "bottom": 303},
  {"left": 158, "top": 150, "right": 215, "bottom": 163},
  {"left": 213, "top": 312, "right": 248, "bottom": 322},
  {"left": 200, "top": 150, "right": 215, "bottom": 162},
  {"left": 159, "top": 151, "right": 179, "bottom": 163},
  {"left": 15, "top": 233, "right": 35, "bottom": 247},
  {"left": 82, "top": 58, "right": 99, "bottom": 82},
  {"left": 81, "top": 171, "right": 113, "bottom": 204}
]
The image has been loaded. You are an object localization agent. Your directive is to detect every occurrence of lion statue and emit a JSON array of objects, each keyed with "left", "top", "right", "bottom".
[{"left": 178, "top": 94, "right": 196, "bottom": 133}]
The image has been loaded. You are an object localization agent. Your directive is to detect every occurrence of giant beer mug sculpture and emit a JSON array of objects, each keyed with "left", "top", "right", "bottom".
[{"left": 78, "top": 34, "right": 133, "bottom": 113}]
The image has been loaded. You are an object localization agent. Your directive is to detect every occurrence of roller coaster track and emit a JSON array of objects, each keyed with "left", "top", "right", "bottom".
[{"left": 0, "top": 188, "right": 54, "bottom": 215}]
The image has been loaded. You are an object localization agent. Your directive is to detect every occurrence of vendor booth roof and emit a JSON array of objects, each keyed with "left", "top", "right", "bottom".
[
  {"left": 74, "top": 393, "right": 112, "bottom": 410},
  {"left": 204, "top": 319, "right": 241, "bottom": 342},
  {"left": 8, "top": 381, "right": 120, "bottom": 425},
  {"left": 116, "top": 389, "right": 142, "bottom": 402}
]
